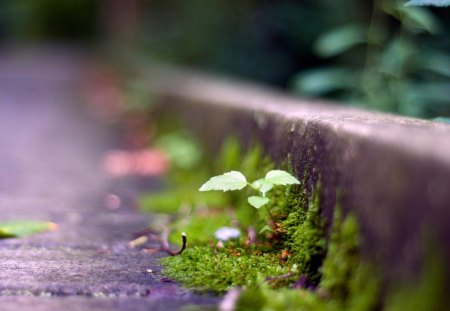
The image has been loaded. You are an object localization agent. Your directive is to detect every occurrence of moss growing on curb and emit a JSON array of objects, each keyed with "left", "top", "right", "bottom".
[
  {"left": 320, "top": 206, "right": 361, "bottom": 300},
  {"left": 236, "top": 285, "right": 330, "bottom": 311},
  {"left": 234, "top": 207, "right": 450, "bottom": 311},
  {"left": 234, "top": 207, "right": 380, "bottom": 311},
  {"left": 283, "top": 183, "right": 326, "bottom": 285}
]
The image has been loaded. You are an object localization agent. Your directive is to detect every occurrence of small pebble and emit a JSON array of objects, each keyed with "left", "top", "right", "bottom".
[
  {"left": 105, "top": 193, "right": 121, "bottom": 210},
  {"left": 215, "top": 227, "right": 241, "bottom": 241}
]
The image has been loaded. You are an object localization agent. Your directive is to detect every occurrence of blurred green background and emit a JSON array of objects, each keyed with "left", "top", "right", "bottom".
[{"left": 1, "top": 0, "right": 449, "bottom": 119}]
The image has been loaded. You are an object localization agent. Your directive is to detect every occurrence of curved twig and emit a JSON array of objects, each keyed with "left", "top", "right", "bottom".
[
  {"left": 165, "top": 232, "right": 187, "bottom": 256},
  {"left": 141, "top": 229, "right": 187, "bottom": 256}
]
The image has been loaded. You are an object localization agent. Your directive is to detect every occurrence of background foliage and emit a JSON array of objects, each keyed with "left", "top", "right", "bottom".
[
  {"left": 141, "top": 0, "right": 449, "bottom": 118},
  {"left": 0, "top": 0, "right": 448, "bottom": 118}
]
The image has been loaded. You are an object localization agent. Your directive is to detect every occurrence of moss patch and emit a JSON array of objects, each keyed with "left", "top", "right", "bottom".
[
  {"left": 320, "top": 206, "right": 361, "bottom": 300},
  {"left": 161, "top": 245, "right": 290, "bottom": 293},
  {"left": 236, "top": 285, "right": 331, "bottom": 311},
  {"left": 233, "top": 210, "right": 449, "bottom": 311},
  {"left": 283, "top": 183, "right": 326, "bottom": 285}
]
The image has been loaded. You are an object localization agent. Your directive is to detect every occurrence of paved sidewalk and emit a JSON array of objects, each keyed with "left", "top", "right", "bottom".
[{"left": 0, "top": 48, "right": 218, "bottom": 310}]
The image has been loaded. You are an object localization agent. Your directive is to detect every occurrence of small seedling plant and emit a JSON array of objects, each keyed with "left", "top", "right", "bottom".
[{"left": 199, "top": 169, "right": 300, "bottom": 211}]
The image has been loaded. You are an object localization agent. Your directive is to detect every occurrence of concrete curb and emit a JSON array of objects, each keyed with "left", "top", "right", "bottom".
[{"left": 146, "top": 67, "right": 450, "bottom": 282}]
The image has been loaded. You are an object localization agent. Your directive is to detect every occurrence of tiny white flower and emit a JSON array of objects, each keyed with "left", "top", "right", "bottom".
[{"left": 214, "top": 227, "right": 241, "bottom": 241}]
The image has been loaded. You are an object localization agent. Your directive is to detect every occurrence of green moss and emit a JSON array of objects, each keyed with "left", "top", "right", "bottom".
[
  {"left": 345, "top": 263, "right": 380, "bottom": 311},
  {"left": 320, "top": 206, "right": 380, "bottom": 310},
  {"left": 236, "top": 285, "right": 335, "bottom": 311},
  {"left": 235, "top": 287, "right": 267, "bottom": 311},
  {"left": 161, "top": 246, "right": 290, "bottom": 293},
  {"left": 319, "top": 206, "right": 360, "bottom": 300},
  {"left": 235, "top": 207, "right": 380, "bottom": 311},
  {"left": 282, "top": 184, "right": 326, "bottom": 285}
]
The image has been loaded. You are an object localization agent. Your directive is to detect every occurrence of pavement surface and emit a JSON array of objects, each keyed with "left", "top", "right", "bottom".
[{"left": 0, "top": 48, "right": 219, "bottom": 310}]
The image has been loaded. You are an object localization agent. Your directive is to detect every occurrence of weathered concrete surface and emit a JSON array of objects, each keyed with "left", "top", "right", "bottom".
[
  {"left": 0, "top": 48, "right": 219, "bottom": 310},
  {"left": 143, "top": 66, "right": 450, "bottom": 283}
]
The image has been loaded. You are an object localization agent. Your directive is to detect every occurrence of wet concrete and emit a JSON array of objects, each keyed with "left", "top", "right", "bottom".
[{"left": 0, "top": 48, "right": 219, "bottom": 310}]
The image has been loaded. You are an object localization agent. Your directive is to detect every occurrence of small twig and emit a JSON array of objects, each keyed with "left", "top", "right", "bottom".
[
  {"left": 265, "top": 272, "right": 297, "bottom": 282},
  {"left": 142, "top": 227, "right": 187, "bottom": 256},
  {"left": 165, "top": 232, "right": 187, "bottom": 256}
]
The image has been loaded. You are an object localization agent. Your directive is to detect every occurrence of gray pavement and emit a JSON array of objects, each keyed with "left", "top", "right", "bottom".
[{"left": 0, "top": 48, "right": 218, "bottom": 310}]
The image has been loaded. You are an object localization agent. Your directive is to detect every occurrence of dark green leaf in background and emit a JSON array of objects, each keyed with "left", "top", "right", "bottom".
[
  {"left": 399, "top": 6, "right": 441, "bottom": 33},
  {"left": 314, "top": 24, "right": 366, "bottom": 58},
  {"left": 293, "top": 68, "right": 357, "bottom": 96},
  {"left": 405, "top": 0, "right": 450, "bottom": 7}
]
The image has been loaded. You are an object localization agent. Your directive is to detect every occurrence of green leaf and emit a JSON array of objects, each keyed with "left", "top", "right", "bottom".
[
  {"left": 314, "top": 24, "right": 366, "bottom": 58},
  {"left": 264, "top": 170, "right": 300, "bottom": 186},
  {"left": 292, "top": 67, "right": 357, "bottom": 95},
  {"left": 251, "top": 178, "right": 273, "bottom": 196},
  {"left": 0, "top": 221, "right": 57, "bottom": 239},
  {"left": 405, "top": 0, "right": 450, "bottom": 7},
  {"left": 199, "top": 171, "right": 247, "bottom": 192},
  {"left": 421, "top": 51, "right": 450, "bottom": 78},
  {"left": 251, "top": 178, "right": 264, "bottom": 190},
  {"left": 399, "top": 6, "right": 441, "bottom": 33},
  {"left": 405, "top": 83, "right": 450, "bottom": 104},
  {"left": 248, "top": 196, "right": 270, "bottom": 209},
  {"left": 379, "top": 37, "right": 416, "bottom": 76},
  {"left": 433, "top": 117, "right": 450, "bottom": 124},
  {"left": 259, "top": 182, "right": 274, "bottom": 196}
]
